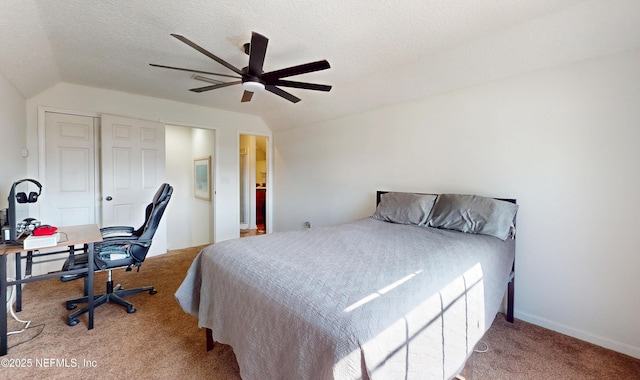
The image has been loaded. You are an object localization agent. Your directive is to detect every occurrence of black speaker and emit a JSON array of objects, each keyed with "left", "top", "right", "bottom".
[
  {"left": 16, "top": 217, "right": 41, "bottom": 234},
  {"left": 13, "top": 179, "right": 42, "bottom": 204}
]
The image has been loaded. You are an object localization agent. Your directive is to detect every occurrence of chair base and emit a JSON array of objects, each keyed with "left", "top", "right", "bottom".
[{"left": 66, "top": 279, "right": 156, "bottom": 326}]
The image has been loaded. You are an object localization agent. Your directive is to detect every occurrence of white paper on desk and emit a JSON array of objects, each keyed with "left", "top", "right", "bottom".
[
  {"left": 23, "top": 235, "right": 57, "bottom": 249},
  {"left": 103, "top": 253, "right": 128, "bottom": 260}
]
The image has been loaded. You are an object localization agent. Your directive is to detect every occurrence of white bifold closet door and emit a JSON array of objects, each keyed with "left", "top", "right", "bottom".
[
  {"left": 100, "top": 114, "right": 167, "bottom": 257},
  {"left": 43, "top": 112, "right": 98, "bottom": 228}
]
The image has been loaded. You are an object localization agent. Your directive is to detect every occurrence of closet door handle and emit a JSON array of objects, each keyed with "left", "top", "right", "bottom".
[{"left": 105, "top": 196, "right": 113, "bottom": 201}]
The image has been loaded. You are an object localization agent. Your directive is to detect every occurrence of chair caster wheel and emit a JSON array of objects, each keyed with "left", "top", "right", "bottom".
[
  {"left": 149, "top": 289, "right": 157, "bottom": 295},
  {"left": 68, "top": 319, "right": 79, "bottom": 326},
  {"left": 66, "top": 303, "right": 77, "bottom": 310},
  {"left": 127, "top": 307, "right": 136, "bottom": 314}
]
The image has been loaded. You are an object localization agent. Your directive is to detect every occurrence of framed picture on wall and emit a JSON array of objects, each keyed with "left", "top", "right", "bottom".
[{"left": 194, "top": 156, "right": 211, "bottom": 201}]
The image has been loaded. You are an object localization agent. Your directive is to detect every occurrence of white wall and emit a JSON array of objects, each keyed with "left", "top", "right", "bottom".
[
  {"left": 273, "top": 49, "right": 640, "bottom": 358},
  {"left": 190, "top": 128, "right": 215, "bottom": 245},
  {"left": 25, "top": 83, "right": 270, "bottom": 243},
  {"left": 0, "top": 72, "right": 27, "bottom": 278},
  {"left": 0, "top": 74, "right": 27, "bottom": 202},
  {"left": 165, "top": 125, "right": 191, "bottom": 249},
  {"left": 166, "top": 125, "right": 216, "bottom": 249}
]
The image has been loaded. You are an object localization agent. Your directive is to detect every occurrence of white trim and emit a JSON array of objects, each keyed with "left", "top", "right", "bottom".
[
  {"left": 239, "top": 144, "right": 249, "bottom": 230},
  {"left": 38, "top": 105, "right": 100, "bottom": 118},
  {"left": 516, "top": 311, "right": 640, "bottom": 359},
  {"left": 93, "top": 117, "right": 101, "bottom": 225},
  {"left": 160, "top": 119, "right": 220, "bottom": 130}
]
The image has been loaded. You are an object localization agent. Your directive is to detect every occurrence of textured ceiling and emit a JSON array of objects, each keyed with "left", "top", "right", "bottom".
[{"left": 1, "top": 0, "right": 639, "bottom": 131}]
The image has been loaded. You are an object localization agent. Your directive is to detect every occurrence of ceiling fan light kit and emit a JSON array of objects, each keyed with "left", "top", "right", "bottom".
[
  {"left": 242, "top": 80, "right": 265, "bottom": 92},
  {"left": 150, "top": 31, "right": 332, "bottom": 103}
]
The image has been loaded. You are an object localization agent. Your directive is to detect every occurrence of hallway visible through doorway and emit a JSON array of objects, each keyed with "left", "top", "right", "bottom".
[
  {"left": 239, "top": 134, "right": 268, "bottom": 236},
  {"left": 240, "top": 228, "right": 266, "bottom": 238}
]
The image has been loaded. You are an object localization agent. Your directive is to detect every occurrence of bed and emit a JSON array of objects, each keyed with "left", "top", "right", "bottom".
[{"left": 175, "top": 191, "right": 518, "bottom": 379}]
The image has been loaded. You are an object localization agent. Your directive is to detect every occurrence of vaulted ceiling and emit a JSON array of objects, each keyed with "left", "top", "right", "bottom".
[{"left": 1, "top": 1, "right": 639, "bottom": 131}]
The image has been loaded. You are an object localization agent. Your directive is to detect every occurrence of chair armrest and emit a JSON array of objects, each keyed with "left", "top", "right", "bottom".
[
  {"left": 100, "top": 226, "right": 134, "bottom": 237},
  {"left": 97, "top": 238, "right": 152, "bottom": 248},
  {"left": 94, "top": 238, "right": 153, "bottom": 269}
]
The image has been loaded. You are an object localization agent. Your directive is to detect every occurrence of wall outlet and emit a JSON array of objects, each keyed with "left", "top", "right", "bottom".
[{"left": 304, "top": 221, "right": 311, "bottom": 229}]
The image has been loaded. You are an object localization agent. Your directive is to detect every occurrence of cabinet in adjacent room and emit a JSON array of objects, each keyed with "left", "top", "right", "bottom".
[{"left": 256, "top": 188, "right": 266, "bottom": 228}]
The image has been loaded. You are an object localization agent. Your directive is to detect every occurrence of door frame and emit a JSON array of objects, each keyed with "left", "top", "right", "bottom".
[
  {"left": 239, "top": 146, "right": 249, "bottom": 230},
  {"left": 238, "top": 131, "right": 273, "bottom": 234},
  {"left": 161, "top": 119, "right": 219, "bottom": 244}
]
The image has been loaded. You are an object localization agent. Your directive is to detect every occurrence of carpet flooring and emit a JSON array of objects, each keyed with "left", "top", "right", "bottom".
[{"left": 4, "top": 245, "right": 639, "bottom": 379}]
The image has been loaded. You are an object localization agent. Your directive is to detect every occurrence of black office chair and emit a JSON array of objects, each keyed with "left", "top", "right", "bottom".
[{"left": 61, "top": 183, "right": 173, "bottom": 326}]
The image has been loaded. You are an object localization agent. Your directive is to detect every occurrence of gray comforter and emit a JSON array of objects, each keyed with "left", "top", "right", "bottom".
[{"left": 175, "top": 217, "right": 515, "bottom": 380}]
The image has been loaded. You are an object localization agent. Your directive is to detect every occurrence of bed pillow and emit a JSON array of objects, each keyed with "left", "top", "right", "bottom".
[
  {"left": 372, "top": 192, "right": 437, "bottom": 226},
  {"left": 427, "top": 194, "right": 518, "bottom": 240}
]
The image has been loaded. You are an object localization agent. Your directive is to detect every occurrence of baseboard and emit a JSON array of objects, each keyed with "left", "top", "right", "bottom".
[{"left": 515, "top": 311, "right": 640, "bottom": 359}]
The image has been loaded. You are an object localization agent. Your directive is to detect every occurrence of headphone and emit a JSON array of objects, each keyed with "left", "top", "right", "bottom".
[{"left": 12, "top": 179, "right": 42, "bottom": 204}]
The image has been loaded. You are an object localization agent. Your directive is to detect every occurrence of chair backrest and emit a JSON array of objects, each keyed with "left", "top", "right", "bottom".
[
  {"left": 129, "top": 183, "right": 173, "bottom": 262},
  {"left": 133, "top": 183, "right": 172, "bottom": 236}
]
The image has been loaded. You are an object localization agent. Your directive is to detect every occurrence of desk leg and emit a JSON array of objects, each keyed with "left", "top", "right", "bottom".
[
  {"left": 1, "top": 254, "right": 7, "bottom": 356},
  {"left": 14, "top": 252, "right": 21, "bottom": 312},
  {"left": 87, "top": 242, "right": 94, "bottom": 330}
]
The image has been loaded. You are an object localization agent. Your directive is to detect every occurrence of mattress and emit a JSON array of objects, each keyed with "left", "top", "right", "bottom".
[{"left": 175, "top": 217, "right": 515, "bottom": 379}]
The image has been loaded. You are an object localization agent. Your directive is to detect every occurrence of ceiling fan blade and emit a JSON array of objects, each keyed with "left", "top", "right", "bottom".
[
  {"left": 247, "top": 32, "right": 268, "bottom": 76},
  {"left": 189, "top": 81, "right": 242, "bottom": 93},
  {"left": 241, "top": 91, "right": 254, "bottom": 102},
  {"left": 192, "top": 75, "right": 224, "bottom": 85},
  {"left": 262, "top": 60, "right": 331, "bottom": 80},
  {"left": 272, "top": 79, "right": 332, "bottom": 92},
  {"left": 265, "top": 85, "right": 301, "bottom": 103},
  {"left": 149, "top": 64, "right": 242, "bottom": 79},
  {"left": 170, "top": 34, "right": 244, "bottom": 75}
]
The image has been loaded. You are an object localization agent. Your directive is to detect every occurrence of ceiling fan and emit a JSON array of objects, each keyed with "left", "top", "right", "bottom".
[{"left": 150, "top": 32, "right": 332, "bottom": 103}]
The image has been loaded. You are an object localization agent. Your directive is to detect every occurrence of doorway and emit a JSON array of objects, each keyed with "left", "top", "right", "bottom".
[
  {"left": 165, "top": 125, "right": 215, "bottom": 248},
  {"left": 239, "top": 134, "right": 268, "bottom": 237}
]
